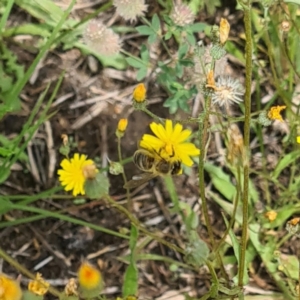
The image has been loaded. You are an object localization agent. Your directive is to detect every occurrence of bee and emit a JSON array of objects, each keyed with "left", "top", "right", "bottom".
[{"left": 124, "top": 149, "right": 181, "bottom": 189}]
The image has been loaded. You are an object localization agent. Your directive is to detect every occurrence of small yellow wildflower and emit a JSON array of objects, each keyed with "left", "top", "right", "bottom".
[
  {"left": 267, "top": 105, "right": 286, "bottom": 122},
  {"left": 133, "top": 83, "right": 146, "bottom": 103},
  {"left": 140, "top": 119, "right": 200, "bottom": 166},
  {"left": 28, "top": 273, "right": 49, "bottom": 296},
  {"left": 58, "top": 153, "right": 97, "bottom": 196},
  {"left": 264, "top": 210, "right": 277, "bottom": 223},
  {"left": 297, "top": 136, "right": 300, "bottom": 144},
  {"left": 0, "top": 274, "right": 22, "bottom": 300},
  {"left": 78, "top": 262, "right": 102, "bottom": 290},
  {"left": 117, "top": 119, "right": 128, "bottom": 132}
]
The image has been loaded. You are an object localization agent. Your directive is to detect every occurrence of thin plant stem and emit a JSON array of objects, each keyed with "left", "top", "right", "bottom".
[
  {"left": 0, "top": 247, "right": 61, "bottom": 298},
  {"left": 117, "top": 136, "right": 131, "bottom": 209},
  {"left": 238, "top": 0, "right": 252, "bottom": 287},
  {"left": 198, "top": 96, "right": 228, "bottom": 280},
  {"left": 104, "top": 195, "right": 185, "bottom": 255},
  {"left": 0, "top": 0, "right": 14, "bottom": 33}
]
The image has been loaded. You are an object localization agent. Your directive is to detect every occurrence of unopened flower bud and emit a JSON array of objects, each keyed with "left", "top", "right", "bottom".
[
  {"left": 264, "top": 210, "right": 277, "bottom": 222},
  {"left": 116, "top": 118, "right": 128, "bottom": 138},
  {"left": 109, "top": 161, "right": 124, "bottom": 175},
  {"left": 133, "top": 83, "right": 146, "bottom": 103}
]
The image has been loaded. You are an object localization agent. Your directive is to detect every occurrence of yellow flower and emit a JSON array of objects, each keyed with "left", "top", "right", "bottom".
[
  {"left": 297, "top": 136, "right": 300, "bottom": 144},
  {"left": 133, "top": 83, "right": 146, "bottom": 103},
  {"left": 0, "top": 274, "right": 22, "bottom": 300},
  {"left": 58, "top": 153, "right": 97, "bottom": 196},
  {"left": 28, "top": 273, "right": 49, "bottom": 296},
  {"left": 117, "top": 119, "right": 128, "bottom": 132},
  {"left": 78, "top": 262, "right": 102, "bottom": 290},
  {"left": 267, "top": 105, "right": 286, "bottom": 122},
  {"left": 264, "top": 210, "right": 277, "bottom": 223},
  {"left": 140, "top": 119, "right": 200, "bottom": 166}
]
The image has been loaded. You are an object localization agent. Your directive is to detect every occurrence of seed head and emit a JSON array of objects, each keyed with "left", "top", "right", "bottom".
[
  {"left": 113, "top": 0, "right": 148, "bottom": 22},
  {"left": 170, "top": 3, "right": 195, "bottom": 27},
  {"left": 83, "top": 20, "right": 121, "bottom": 56},
  {"left": 211, "top": 76, "right": 244, "bottom": 108}
]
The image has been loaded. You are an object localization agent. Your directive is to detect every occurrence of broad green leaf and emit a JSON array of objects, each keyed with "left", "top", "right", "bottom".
[
  {"left": 271, "top": 150, "right": 300, "bottom": 179},
  {"left": 136, "top": 67, "right": 147, "bottom": 81},
  {"left": 122, "top": 263, "right": 138, "bottom": 297},
  {"left": 126, "top": 57, "right": 145, "bottom": 69},
  {"left": 84, "top": 173, "right": 109, "bottom": 199},
  {"left": 187, "top": 22, "right": 207, "bottom": 33},
  {"left": 136, "top": 25, "right": 153, "bottom": 35},
  {"left": 205, "top": 163, "right": 236, "bottom": 201},
  {"left": 140, "top": 44, "right": 149, "bottom": 62},
  {"left": 279, "top": 254, "right": 299, "bottom": 280},
  {"left": 151, "top": 13, "right": 160, "bottom": 32}
]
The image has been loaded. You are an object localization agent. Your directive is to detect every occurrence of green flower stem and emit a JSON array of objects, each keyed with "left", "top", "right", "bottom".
[
  {"left": 4, "top": 203, "right": 129, "bottom": 240},
  {"left": 198, "top": 96, "right": 227, "bottom": 280},
  {"left": 238, "top": 0, "right": 252, "bottom": 287},
  {"left": 163, "top": 175, "right": 186, "bottom": 223},
  {"left": 0, "top": 247, "right": 61, "bottom": 298},
  {"left": 104, "top": 195, "right": 185, "bottom": 255},
  {"left": 140, "top": 16, "right": 172, "bottom": 58},
  {"left": 117, "top": 136, "right": 131, "bottom": 209},
  {"left": 142, "top": 107, "right": 164, "bottom": 123},
  {"left": 0, "top": 0, "right": 14, "bottom": 34}
]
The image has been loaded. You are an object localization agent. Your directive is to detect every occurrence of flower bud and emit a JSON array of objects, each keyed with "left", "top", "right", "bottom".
[{"left": 133, "top": 83, "right": 146, "bottom": 103}]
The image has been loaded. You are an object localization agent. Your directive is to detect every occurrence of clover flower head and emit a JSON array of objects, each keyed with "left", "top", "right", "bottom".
[
  {"left": 211, "top": 76, "right": 244, "bottom": 107},
  {"left": 267, "top": 105, "right": 286, "bottom": 122},
  {"left": 113, "top": 0, "right": 148, "bottom": 22},
  {"left": 28, "top": 273, "right": 49, "bottom": 296},
  {"left": 140, "top": 119, "right": 200, "bottom": 167},
  {"left": 58, "top": 153, "right": 98, "bottom": 196},
  {"left": 0, "top": 274, "right": 22, "bottom": 300},
  {"left": 170, "top": 3, "right": 195, "bottom": 27},
  {"left": 83, "top": 20, "right": 121, "bottom": 56},
  {"left": 78, "top": 262, "right": 102, "bottom": 290}
]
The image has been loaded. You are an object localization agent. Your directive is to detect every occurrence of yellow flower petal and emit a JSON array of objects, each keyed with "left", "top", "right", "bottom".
[
  {"left": 0, "top": 274, "right": 22, "bottom": 300},
  {"left": 139, "top": 119, "right": 200, "bottom": 168},
  {"left": 57, "top": 153, "right": 96, "bottom": 196}
]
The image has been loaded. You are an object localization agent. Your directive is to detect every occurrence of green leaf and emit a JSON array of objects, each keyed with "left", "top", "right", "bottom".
[
  {"left": 178, "top": 43, "right": 189, "bottom": 59},
  {"left": 204, "top": 163, "right": 236, "bottom": 201},
  {"left": 186, "top": 22, "right": 207, "bottom": 33},
  {"left": 151, "top": 13, "right": 160, "bottom": 32},
  {"left": 84, "top": 173, "right": 109, "bottom": 199},
  {"left": 126, "top": 57, "right": 145, "bottom": 69},
  {"left": 140, "top": 44, "right": 149, "bottom": 62},
  {"left": 123, "top": 225, "right": 139, "bottom": 297},
  {"left": 271, "top": 150, "right": 300, "bottom": 179},
  {"left": 123, "top": 264, "right": 138, "bottom": 297},
  {"left": 148, "top": 33, "right": 157, "bottom": 44},
  {"left": 136, "top": 67, "right": 147, "bottom": 81},
  {"left": 136, "top": 25, "right": 153, "bottom": 35},
  {"left": 129, "top": 225, "right": 138, "bottom": 250},
  {"left": 284, "top": 0, "right": 300, "bottom": 4}
]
